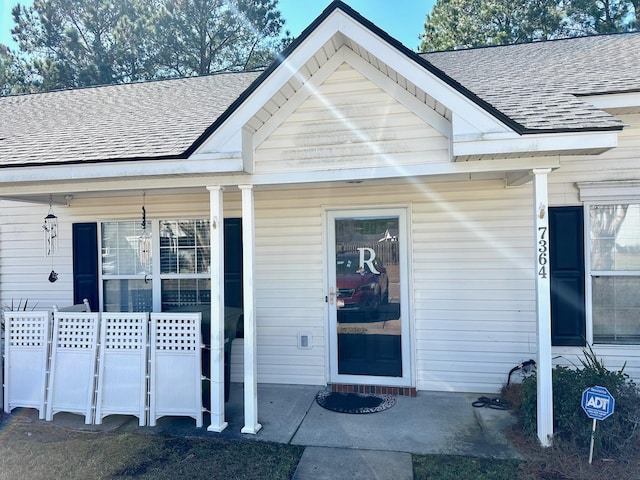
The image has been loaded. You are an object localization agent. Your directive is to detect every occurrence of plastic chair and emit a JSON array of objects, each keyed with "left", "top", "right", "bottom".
[{"left": 52, "top": 298, "right": 91, "bottom": 312}]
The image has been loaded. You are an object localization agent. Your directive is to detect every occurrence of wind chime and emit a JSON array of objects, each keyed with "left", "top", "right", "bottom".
[
  {"left": 43, "top": 195, "right": 58, "bottom": 282},
  {"left": 139, "top": 191, "right": 152, "bottom": 274}
]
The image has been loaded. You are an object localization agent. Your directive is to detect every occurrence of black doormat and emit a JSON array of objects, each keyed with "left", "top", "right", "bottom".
[{"left": 315, "top": 391, "right": 396, "bottom": 414}]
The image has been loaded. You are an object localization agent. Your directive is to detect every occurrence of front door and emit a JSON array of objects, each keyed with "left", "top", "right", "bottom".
[{"left": 327, "top": 209, "right": 411, "bottom": 386}]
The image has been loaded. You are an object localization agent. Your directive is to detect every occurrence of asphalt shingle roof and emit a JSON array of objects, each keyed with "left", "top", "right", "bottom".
[
  {"left": 422, "top": 33, "right": 640, "bottom": 131},
  {"left": 0, "top": 71, "right": 260, "bottom": 166},
  {"left": 1, "top": 13, "right": 639, "bottom": 168}
]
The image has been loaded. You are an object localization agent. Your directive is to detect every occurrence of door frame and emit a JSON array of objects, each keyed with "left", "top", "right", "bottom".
[{"left": 325, "top": 207, "right": 413, "bottom": 387}]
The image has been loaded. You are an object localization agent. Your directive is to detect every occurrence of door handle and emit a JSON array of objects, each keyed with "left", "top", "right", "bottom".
[{"left": 329, "top": 287, "right": 335, "bottom": 305}]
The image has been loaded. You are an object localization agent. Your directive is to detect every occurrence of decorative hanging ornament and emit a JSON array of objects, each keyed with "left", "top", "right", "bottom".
[
  {"left": 139, "top": 192, "right": 152, "bottom": 273},
  {"left": 43, "top": 195, "right": 58, "bottom": 257},
  {"left": 43, "top": 195, "right": 58, "bottom": 282}
]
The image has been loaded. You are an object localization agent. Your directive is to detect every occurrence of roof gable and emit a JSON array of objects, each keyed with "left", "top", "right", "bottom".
[
  {"left": 192, "top": 1, "right": 516, "bottom": 163},
  {"left": 252, "top": 62, "right": 451, "bottom": 175}
]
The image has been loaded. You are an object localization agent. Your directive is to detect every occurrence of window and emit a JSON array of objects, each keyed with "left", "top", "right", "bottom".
[
  {"left": 101, "top": 221, "right": 153, "bottom": 312},
  {"left": 159, "top": 220, "right": 210, "bottom": 311},
  {"left": 589, "top": 204, "right": 640, "bottom": 344},
  {"left": 100, "top": 219, "right": 210, "bottom": 312}
]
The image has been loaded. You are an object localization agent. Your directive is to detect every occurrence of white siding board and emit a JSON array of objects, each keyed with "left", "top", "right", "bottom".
[
  {"left": 414, "top": 269, "right": 532, "bottom": 282},
  {"left": 418, "top": 355, "right": 528, "bottom": 383},
  {"left": 265, "top": 121, "right": 444, "bottom": 147},
  {"left": 274, "top": 101, "right": 417, "bottom": 125},
  {"left": 415, "top": 299, "right": 535, "bottom": 311},
  {"left": 416, "top": 289, "right": 534, "bottom": 302},
  {"left": 548, "top": 115, "right": 640, "bottom": 193},
  {"left": 417, "top": 279, "right": 533, "bottom": 291},
  {"left": 419, "top": 312, "right": 534, "bottom": 324},
  {"left": 249, "top": 190, "right": 327, "bottom": 385},
  {"left": 408, "top": 176, "right": 536, "bottom": 393},
  {"left": 415, "top": 348, "right": 535, "bottom": 366},
  {"left": 229, "top": 340, "right": 325, "bottom": 385},
  {"left": 259, "top": 325, "right": 324, "bottom": 336},
  {"left": 255, "top": 64, "right": 450, "bottom": 174},
  {"left": 415, "top": 337, "right": 536, "bottom": 354}
]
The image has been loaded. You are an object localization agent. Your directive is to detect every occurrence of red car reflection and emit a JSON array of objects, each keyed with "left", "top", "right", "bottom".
[{"left": 336, "top": 252, "right": 389, "bottom": 312}]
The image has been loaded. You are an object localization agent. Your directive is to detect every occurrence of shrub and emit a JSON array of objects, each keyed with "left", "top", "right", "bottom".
[{"left": 520, "top": 346, "right": 640, "bottom": 455}]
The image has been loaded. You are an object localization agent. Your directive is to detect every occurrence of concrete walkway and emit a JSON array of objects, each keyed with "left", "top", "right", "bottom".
[{"left": 41, "top": 384, "right": 521, "bottom": 480}]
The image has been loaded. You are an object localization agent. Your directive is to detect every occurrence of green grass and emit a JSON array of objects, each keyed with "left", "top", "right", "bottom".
[{"left": 412, "top": 455, "right": 521, "bottom": 480}]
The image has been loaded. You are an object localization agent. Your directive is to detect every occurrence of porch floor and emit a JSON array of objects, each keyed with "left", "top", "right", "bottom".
[{"left": 26, "top": 383, "right": 521, "bottom": 479}]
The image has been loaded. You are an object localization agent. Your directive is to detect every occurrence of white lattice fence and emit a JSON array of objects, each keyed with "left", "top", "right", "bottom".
[
  {"left": 3, "top": 311, "right": 51, "bottom": 419},
  {"left": 149, "top": 313, "right": 203, "bottom": 427},
  {"left": 46, "top": 312, "right": 99, "bottom": 424},
  {"left": 95, "top": 312, "right": 148, "bottom": 426}
]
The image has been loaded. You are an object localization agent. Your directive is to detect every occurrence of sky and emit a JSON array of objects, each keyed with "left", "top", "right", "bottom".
[{"left": 0, "top": 0, "right": 435, "bottom": 52}]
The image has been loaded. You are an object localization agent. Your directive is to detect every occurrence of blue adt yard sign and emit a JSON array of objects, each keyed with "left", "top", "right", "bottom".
[{"left": 581, "top": 385, "right": 615, "bottom": 420}]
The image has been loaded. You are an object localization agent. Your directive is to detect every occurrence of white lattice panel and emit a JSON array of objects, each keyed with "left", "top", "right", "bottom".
[
  {"left": 46, "top": 312, "right": 99, "bottom": 423},
  {"left": 3, "top": 311, "right": 51, "bottom": 419},
  {"left": 149, "top": 313, "right": 203, "bottom": 427},
  {"left": 95, "top": 313, "right": 149, "bottom": 426}
]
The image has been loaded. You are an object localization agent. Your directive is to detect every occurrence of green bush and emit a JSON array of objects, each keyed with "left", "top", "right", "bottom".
[{"left": 520, "top": 346, "right": 640, "bottom": 454}]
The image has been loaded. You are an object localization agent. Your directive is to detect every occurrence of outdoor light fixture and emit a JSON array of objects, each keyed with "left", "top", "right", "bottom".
[{"left": 538, "top": 203, "right": 547, "bottom": 219}]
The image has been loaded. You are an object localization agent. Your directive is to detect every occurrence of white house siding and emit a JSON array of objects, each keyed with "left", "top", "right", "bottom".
[
  {"left": 0, "top": 199, "right": 68, "bottom": 309},
  {"left": 410, "top": 181, "right": 538, "bottom": 392},
  {"left": 548, "top": 112, "right": 640, "bottom": 381},
  {"left": 226, "top": 181, "right": 537, "bottom": 393},
  {"left": 247, "top": 189, "right": 327, "bottom": 385},
  {"left": 254, "top": 63, "right": 450, "bottom": 174}
]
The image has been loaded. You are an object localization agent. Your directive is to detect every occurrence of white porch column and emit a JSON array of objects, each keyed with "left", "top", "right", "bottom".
[
  {"left": 207, "top": 185, "right": 228, "bottom": 433},
  {"left": 239, "top": 184, "right": 262, "bottom": 434},
  {"left": 533, "top": 168, "right": 553, "bottom": 447}
]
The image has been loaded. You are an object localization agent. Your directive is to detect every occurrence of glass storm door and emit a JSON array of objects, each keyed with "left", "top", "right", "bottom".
[{"left": 328, "top": 209, "right": 410, "bottom": 386}]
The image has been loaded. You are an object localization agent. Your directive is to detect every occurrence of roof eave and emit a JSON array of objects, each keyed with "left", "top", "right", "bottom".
[{"left": 453, "top": 128, "right": 620, "bottom": 160}]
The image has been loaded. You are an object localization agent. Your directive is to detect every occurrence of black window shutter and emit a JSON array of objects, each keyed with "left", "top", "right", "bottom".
[
  {"left": 72, "top": 222, "right": 99, "bottom": 311},
  {"left": 549, "top": 206, "right": 586, "bottom": 346}
]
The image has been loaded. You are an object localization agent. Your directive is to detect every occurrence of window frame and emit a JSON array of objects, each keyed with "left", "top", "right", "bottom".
[
  {"left": 99, "top": 218, "right": 211, "bottom": 312},
  {"left": 585, "top": 201, "right": 640, "bottom": 345}
]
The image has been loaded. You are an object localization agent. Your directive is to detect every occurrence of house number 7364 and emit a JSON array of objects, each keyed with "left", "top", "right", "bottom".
[{"left": 538, "top": 226, "right": 548, "bottom": 279}]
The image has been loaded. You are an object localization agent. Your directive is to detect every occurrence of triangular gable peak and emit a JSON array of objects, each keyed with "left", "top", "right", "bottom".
[
  {"left": 191, "top": 4, "right": 510, "bottom": 160},
  {"left": 192, "top": 2, "right": 617, "bottom": 180},
  {"left": 251, "top": 58, "right": 452, "bottom": 175}
]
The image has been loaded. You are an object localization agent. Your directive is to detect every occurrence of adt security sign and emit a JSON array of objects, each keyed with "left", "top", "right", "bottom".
[{"left": 581, "top": 385, "right": 615, "bottom": 420}]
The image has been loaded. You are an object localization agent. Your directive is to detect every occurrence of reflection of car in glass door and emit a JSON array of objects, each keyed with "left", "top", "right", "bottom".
[{"left": 336, "top": 252, "right": 389, "bottom": 313}]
